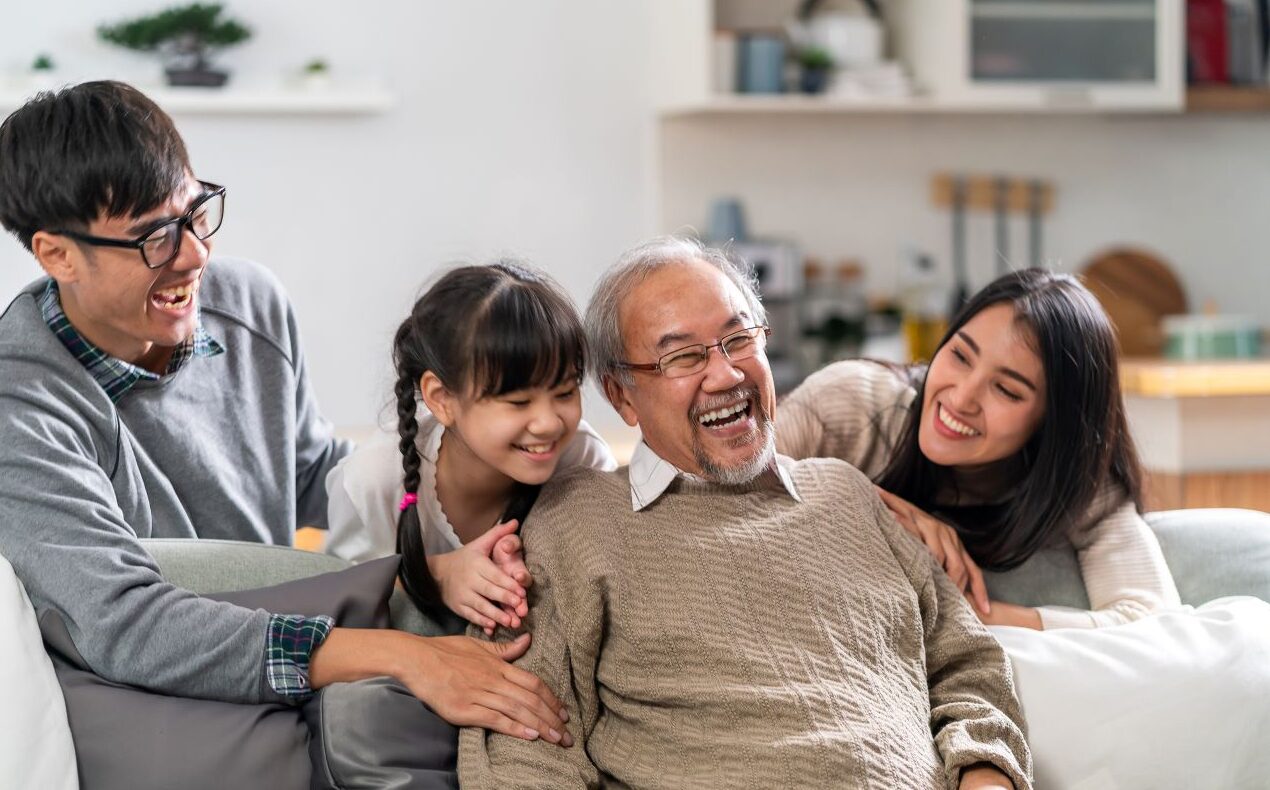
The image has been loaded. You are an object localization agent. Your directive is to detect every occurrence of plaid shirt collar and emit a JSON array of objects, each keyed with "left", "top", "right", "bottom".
[{"left": 39, "top": 280, "right": 225, "bottom": 403}]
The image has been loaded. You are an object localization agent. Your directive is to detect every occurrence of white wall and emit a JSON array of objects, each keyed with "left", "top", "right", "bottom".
[
  {"left": 659, "top": 112, "right": 1270, "bottom": 322},
  {"left": 0, "top": 1, "right": 657, "bottom": 439}
]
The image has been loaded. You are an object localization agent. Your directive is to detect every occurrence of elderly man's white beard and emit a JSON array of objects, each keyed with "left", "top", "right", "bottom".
[{"left": 692, "top": 390, "right": 776, "bottom": 486}]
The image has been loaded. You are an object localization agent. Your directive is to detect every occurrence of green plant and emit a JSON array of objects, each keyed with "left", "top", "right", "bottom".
[
  {"left": 31, "top": 54, "right": 55, "bottom": 71},
  {"left": 98, "top": 3, "right": 250, "bottom": 71},
  {"left": 303, "top": 58, "right": 329, "bottom": 74},
  {"left": 796, "top": 47, "right": 834, "bottom": 71}
]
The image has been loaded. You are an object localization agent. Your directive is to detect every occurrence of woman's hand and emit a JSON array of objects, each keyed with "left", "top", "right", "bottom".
[
  {"left": 428, "top": 520, "right": 527, "bottom": 635},
  {"left": 971, "top": 598, "right": 1043, "bottom": 629},
  {"left": 875, "top": 486, "right": 991, "bottom": 616}
]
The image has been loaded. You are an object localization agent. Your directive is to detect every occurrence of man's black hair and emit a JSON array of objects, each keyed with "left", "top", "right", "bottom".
[{"left": 0, "top": 80, "right": 191, "bottom": 251}]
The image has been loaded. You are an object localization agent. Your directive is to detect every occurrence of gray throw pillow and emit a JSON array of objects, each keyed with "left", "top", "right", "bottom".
[{"left": 41, "top": 556, "right": 400, "bottom": 790}]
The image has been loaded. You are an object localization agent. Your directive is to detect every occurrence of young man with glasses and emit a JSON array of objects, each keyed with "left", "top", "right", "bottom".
[
  {"left": 0, "top": 81, "right": 567, "bottom": 789},
  {"left": 460, "top": 237, "right": 1031, "bottom": 790}
]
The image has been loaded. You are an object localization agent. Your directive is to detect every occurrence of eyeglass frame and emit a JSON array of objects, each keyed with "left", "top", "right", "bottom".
[
  {"left": 48, "top": 180, "right": 227, "bottom": 270},
  {"left": 617, "top": 324, "right": 771, "bottom": 378}
]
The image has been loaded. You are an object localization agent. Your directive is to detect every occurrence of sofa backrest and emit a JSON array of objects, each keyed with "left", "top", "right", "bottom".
[{"left": 985, "top": 508, "right": 1270, "bottom": 608}]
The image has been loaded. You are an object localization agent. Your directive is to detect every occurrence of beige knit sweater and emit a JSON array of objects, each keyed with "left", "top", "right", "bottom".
[
  {"left": 775, "top": 359, "right": 1181, "bottom": 630},
  {"left": 458, "top": 458, "right": 1032, "bottom": 790}
]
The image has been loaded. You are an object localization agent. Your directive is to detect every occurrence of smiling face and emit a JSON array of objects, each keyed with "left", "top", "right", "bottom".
[
  {"left": 918, "top": 303, "right": 1047, "bottom": 469},
  {"left": 604, "top": 259, "right": 776, "bottom": 483},
  {"left": 33, "top": 176, "right": 212, "bottom": 372},
  {"left": 430, "top": 375, "right": 583, "bottom": 487}
]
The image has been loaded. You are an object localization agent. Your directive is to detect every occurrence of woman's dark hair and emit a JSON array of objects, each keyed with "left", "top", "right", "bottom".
[
  {"left": 875, "top": 268, "right": 1143, "bottom": 571},
  {"left": 0, "top": 81, "right": 190, "bottom": 251},
  {"left": 393, "top": 261, "right": 586, "bottom": 615}
]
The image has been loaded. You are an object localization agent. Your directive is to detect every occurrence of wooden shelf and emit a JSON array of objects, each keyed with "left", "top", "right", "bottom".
[
  {"left": 1185, "top": 85, "right": 1270, "bottom": 113},
  {"left": 0, "top": 83, "right": 395, "bottom": 116}
]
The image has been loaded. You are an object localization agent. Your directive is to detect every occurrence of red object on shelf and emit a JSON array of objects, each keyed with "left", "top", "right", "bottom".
[{"left": 1188, "top": 0, "right": 1230, "bottom": 83}]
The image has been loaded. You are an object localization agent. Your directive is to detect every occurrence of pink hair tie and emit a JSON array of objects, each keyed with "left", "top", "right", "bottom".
[{"left": 398, "top": 493, "right": 418, "bottom": 512}]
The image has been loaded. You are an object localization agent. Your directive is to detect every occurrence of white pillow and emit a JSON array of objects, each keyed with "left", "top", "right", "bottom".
[
  {"left": 0, "top": 554, "right": 78, "bottom": 789},
  {"left": 990, "top": 598, "right": 1270, "bottom": 790}
]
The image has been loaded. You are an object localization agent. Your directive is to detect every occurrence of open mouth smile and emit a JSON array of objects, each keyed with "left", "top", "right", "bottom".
[
  {"left": 513, "top": 440, "right": 558, "bottom": 459},
  {"left": 936, "top": 403, "right": 981, "bottom": 437},
  {"left": 151, "top": 281, "right": 198, "bottom": 312},
  {"left": 697, "top": 399, "right": 751, "bottom": 428}
]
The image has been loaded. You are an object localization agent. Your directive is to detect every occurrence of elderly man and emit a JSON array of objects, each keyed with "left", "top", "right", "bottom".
[{"left": 459, "top": 237, "right": 1032, "bottom": 789}]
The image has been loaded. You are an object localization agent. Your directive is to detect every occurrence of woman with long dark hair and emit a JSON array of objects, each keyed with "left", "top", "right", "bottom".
[{"left": 777, "top": 268, "right": 1179, "bottom": 629}]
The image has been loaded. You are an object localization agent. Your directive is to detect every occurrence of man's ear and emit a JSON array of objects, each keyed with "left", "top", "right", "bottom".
[
  {"left": 419, "top": 371, "right": 459, "bottom": 426},
  {"left": 30, "top": 231, "right": 83, "bottom": 284},
  {"left": 602, "top": 374, "right": 640, "bottom": 428}
]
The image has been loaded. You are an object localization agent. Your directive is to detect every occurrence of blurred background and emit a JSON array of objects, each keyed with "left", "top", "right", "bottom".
[{"left": 3, "top": 0, "right": 1269, "bottom": 510}]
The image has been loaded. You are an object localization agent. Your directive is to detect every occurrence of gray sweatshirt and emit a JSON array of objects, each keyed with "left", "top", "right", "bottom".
[{"left": 0, "top": 257, "right": 350, "bottom": 704}]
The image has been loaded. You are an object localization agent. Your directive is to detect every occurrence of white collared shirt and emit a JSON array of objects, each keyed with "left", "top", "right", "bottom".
[{"left": 627, "top": 439, "right": 802, "bottom": 511}]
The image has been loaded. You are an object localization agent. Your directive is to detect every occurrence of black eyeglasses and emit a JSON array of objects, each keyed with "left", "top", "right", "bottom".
[
  {"left": 50, "top": 181, "right": 226, "bottom": 270},
  {"left": 618, "top": 325, "right": 771, "bottom": 379}
]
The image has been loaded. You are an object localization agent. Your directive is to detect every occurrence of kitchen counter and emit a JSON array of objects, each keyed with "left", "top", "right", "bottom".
[
  {"left": 1121, "top": 358, "right": 1270, "bottom": 398},
  {"left": 1120, "top": 358, "right": 1270, "bottom": 513}
]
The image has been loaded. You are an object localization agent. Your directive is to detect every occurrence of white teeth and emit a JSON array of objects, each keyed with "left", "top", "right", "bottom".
[
  {"left": 516, "top": 442, "right": 555, "bottom": 455},
  {"left": 698, "top": 400, "right": 748, "bottom": 425},
  {"left": 938, "top": 404, "right": 980, "bottom": 437}
]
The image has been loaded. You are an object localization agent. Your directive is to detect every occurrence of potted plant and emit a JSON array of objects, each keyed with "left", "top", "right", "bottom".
[
  {"left": 301, "top": 58, "right": 331, "bottom": 90},
  {"left": 795, "top": 47, "right": 835, "bottom": 94},
  {"left": 27, "top": 53, "right": 57, "bottom": 90},
  {"left": 98, "top": 3, "right": 251, "bottom": 88}
]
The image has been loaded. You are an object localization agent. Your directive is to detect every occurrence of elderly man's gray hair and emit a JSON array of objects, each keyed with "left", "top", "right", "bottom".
[{"left": 585, "top": 236, "right": 766, "bottom": 387}]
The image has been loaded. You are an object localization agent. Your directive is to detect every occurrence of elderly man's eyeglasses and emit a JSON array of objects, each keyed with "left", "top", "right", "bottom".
[
  {"left": 50, "top": 181, "right": 226, "bottom": 270},
  {"left": 619, "top": 325, "right": 771, "bottom": 379}
]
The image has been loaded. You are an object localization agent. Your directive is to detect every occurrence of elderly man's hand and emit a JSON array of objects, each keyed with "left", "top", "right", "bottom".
[{"left": 959, "top": 764, "right": 1014, "bottom": 790}]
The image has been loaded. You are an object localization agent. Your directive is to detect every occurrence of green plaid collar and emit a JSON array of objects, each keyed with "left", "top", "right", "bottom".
[{"left": 39, "top": 280, "right": 225, "bottom": 403}]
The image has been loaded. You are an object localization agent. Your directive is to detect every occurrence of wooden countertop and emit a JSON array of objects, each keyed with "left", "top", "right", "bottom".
[{"left": 1121, "top": 358, "right": 1270, "bottom": 397}]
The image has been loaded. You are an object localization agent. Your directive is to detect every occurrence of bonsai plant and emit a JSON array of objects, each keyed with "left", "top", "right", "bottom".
[
  {"left": 98, "top": 3, "right": 251, "bottom": 88},
  {"left": 795, "top": 47, "right": 834, "bottom": 94}
]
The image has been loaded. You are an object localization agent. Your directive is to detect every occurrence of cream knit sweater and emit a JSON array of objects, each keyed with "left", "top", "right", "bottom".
[
  {"left": 459, "top": 458, "right": 1032, "bottom": 789},
  {"left": 775, "top": 360, "right": 1181, "bottom": 629}
]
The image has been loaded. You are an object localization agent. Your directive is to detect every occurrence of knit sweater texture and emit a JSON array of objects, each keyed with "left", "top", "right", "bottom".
[
  {"left": 775, "top": 359, "right": 1180, "bottom": 629},
  {"left": 459, "top": 458, "right": 1032, "bottom": 789},
  {"left": 0, "top": 258, "right": 350, "bottom": 703}
]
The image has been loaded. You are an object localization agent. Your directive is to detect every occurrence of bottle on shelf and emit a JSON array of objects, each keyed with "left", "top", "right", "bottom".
[{"left": 898, "top": 249, "right": 948, "bottom": 363}]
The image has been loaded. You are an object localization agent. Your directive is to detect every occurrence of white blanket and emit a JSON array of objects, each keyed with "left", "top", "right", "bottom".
[
  {"left": 0, "top": 554, "right": 78, "bottom": 789},
  {"left": 991, "top": 597, "right": 1270, "bottom": 790}
]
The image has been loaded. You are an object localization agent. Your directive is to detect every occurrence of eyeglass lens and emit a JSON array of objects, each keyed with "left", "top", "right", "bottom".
[
  {"left": 141, "top": 191, "right": 225, "bottom": 268},
  {"left": 661, "top": 327, "right": 764, "bottom": 378}
]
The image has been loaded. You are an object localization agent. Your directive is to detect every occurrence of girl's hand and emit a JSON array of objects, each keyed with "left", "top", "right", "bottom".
[
  {"left": 491, "top": 529, "right": 532, "bottom": 619},
  {"left": 427, "top": 520, "right": 527, "bottom": 635},
  {"left": 875, "top": 486, "right": 991, "bottom": 616}
]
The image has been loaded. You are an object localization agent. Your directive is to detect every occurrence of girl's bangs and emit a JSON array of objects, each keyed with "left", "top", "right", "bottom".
[{"left": 468, "top": 285, "right": 585, "bottom": 398}]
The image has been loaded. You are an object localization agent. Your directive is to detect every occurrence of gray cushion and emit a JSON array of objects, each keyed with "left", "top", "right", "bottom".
[
  {"left": 985, "top": 508, "right": 1270, "bottom": 608},
  {"left": 141, "top": 538, "right": 349, "bottom": 593}
]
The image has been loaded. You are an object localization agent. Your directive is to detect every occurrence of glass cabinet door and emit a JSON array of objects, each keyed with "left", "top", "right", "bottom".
[{"left": 970, "top": 0, "right": 1158, "bottom": 83}]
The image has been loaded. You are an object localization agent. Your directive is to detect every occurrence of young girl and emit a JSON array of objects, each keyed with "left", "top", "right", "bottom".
[
  {"left": 777, "top": 268, "right": 1180, "bottom": 629},
  {"left": 326, "top": 261, "right": 616, "bottom": 632}
]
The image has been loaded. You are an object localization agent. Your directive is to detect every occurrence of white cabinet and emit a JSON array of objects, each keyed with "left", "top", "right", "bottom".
[
  {"left": 654, "top": 0, "right": 1185, "bottom": 114},
  {"left": 895, "top": 0, "right": 1184, "bottom": 111}
]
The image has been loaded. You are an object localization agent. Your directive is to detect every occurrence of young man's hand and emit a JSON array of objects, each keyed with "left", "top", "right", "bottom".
[
  {"left": 428, "top": 520, "right": 526, "bottom": 634},
  {"left": 959, "top": 764, "right": 1014, "bottom": 790},
  {"left": 310, "top": 628, "right": 574, "bottom": 747}
]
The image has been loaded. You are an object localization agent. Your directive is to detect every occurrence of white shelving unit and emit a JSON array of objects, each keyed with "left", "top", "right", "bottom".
[{"left": 0, "top": 84, "right": 395, "bottom": 116}]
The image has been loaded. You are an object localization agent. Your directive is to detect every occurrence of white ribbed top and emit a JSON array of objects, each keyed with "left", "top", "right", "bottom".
[{"left": 776, "top": 360, "right": 1181, "bottom": 629}]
